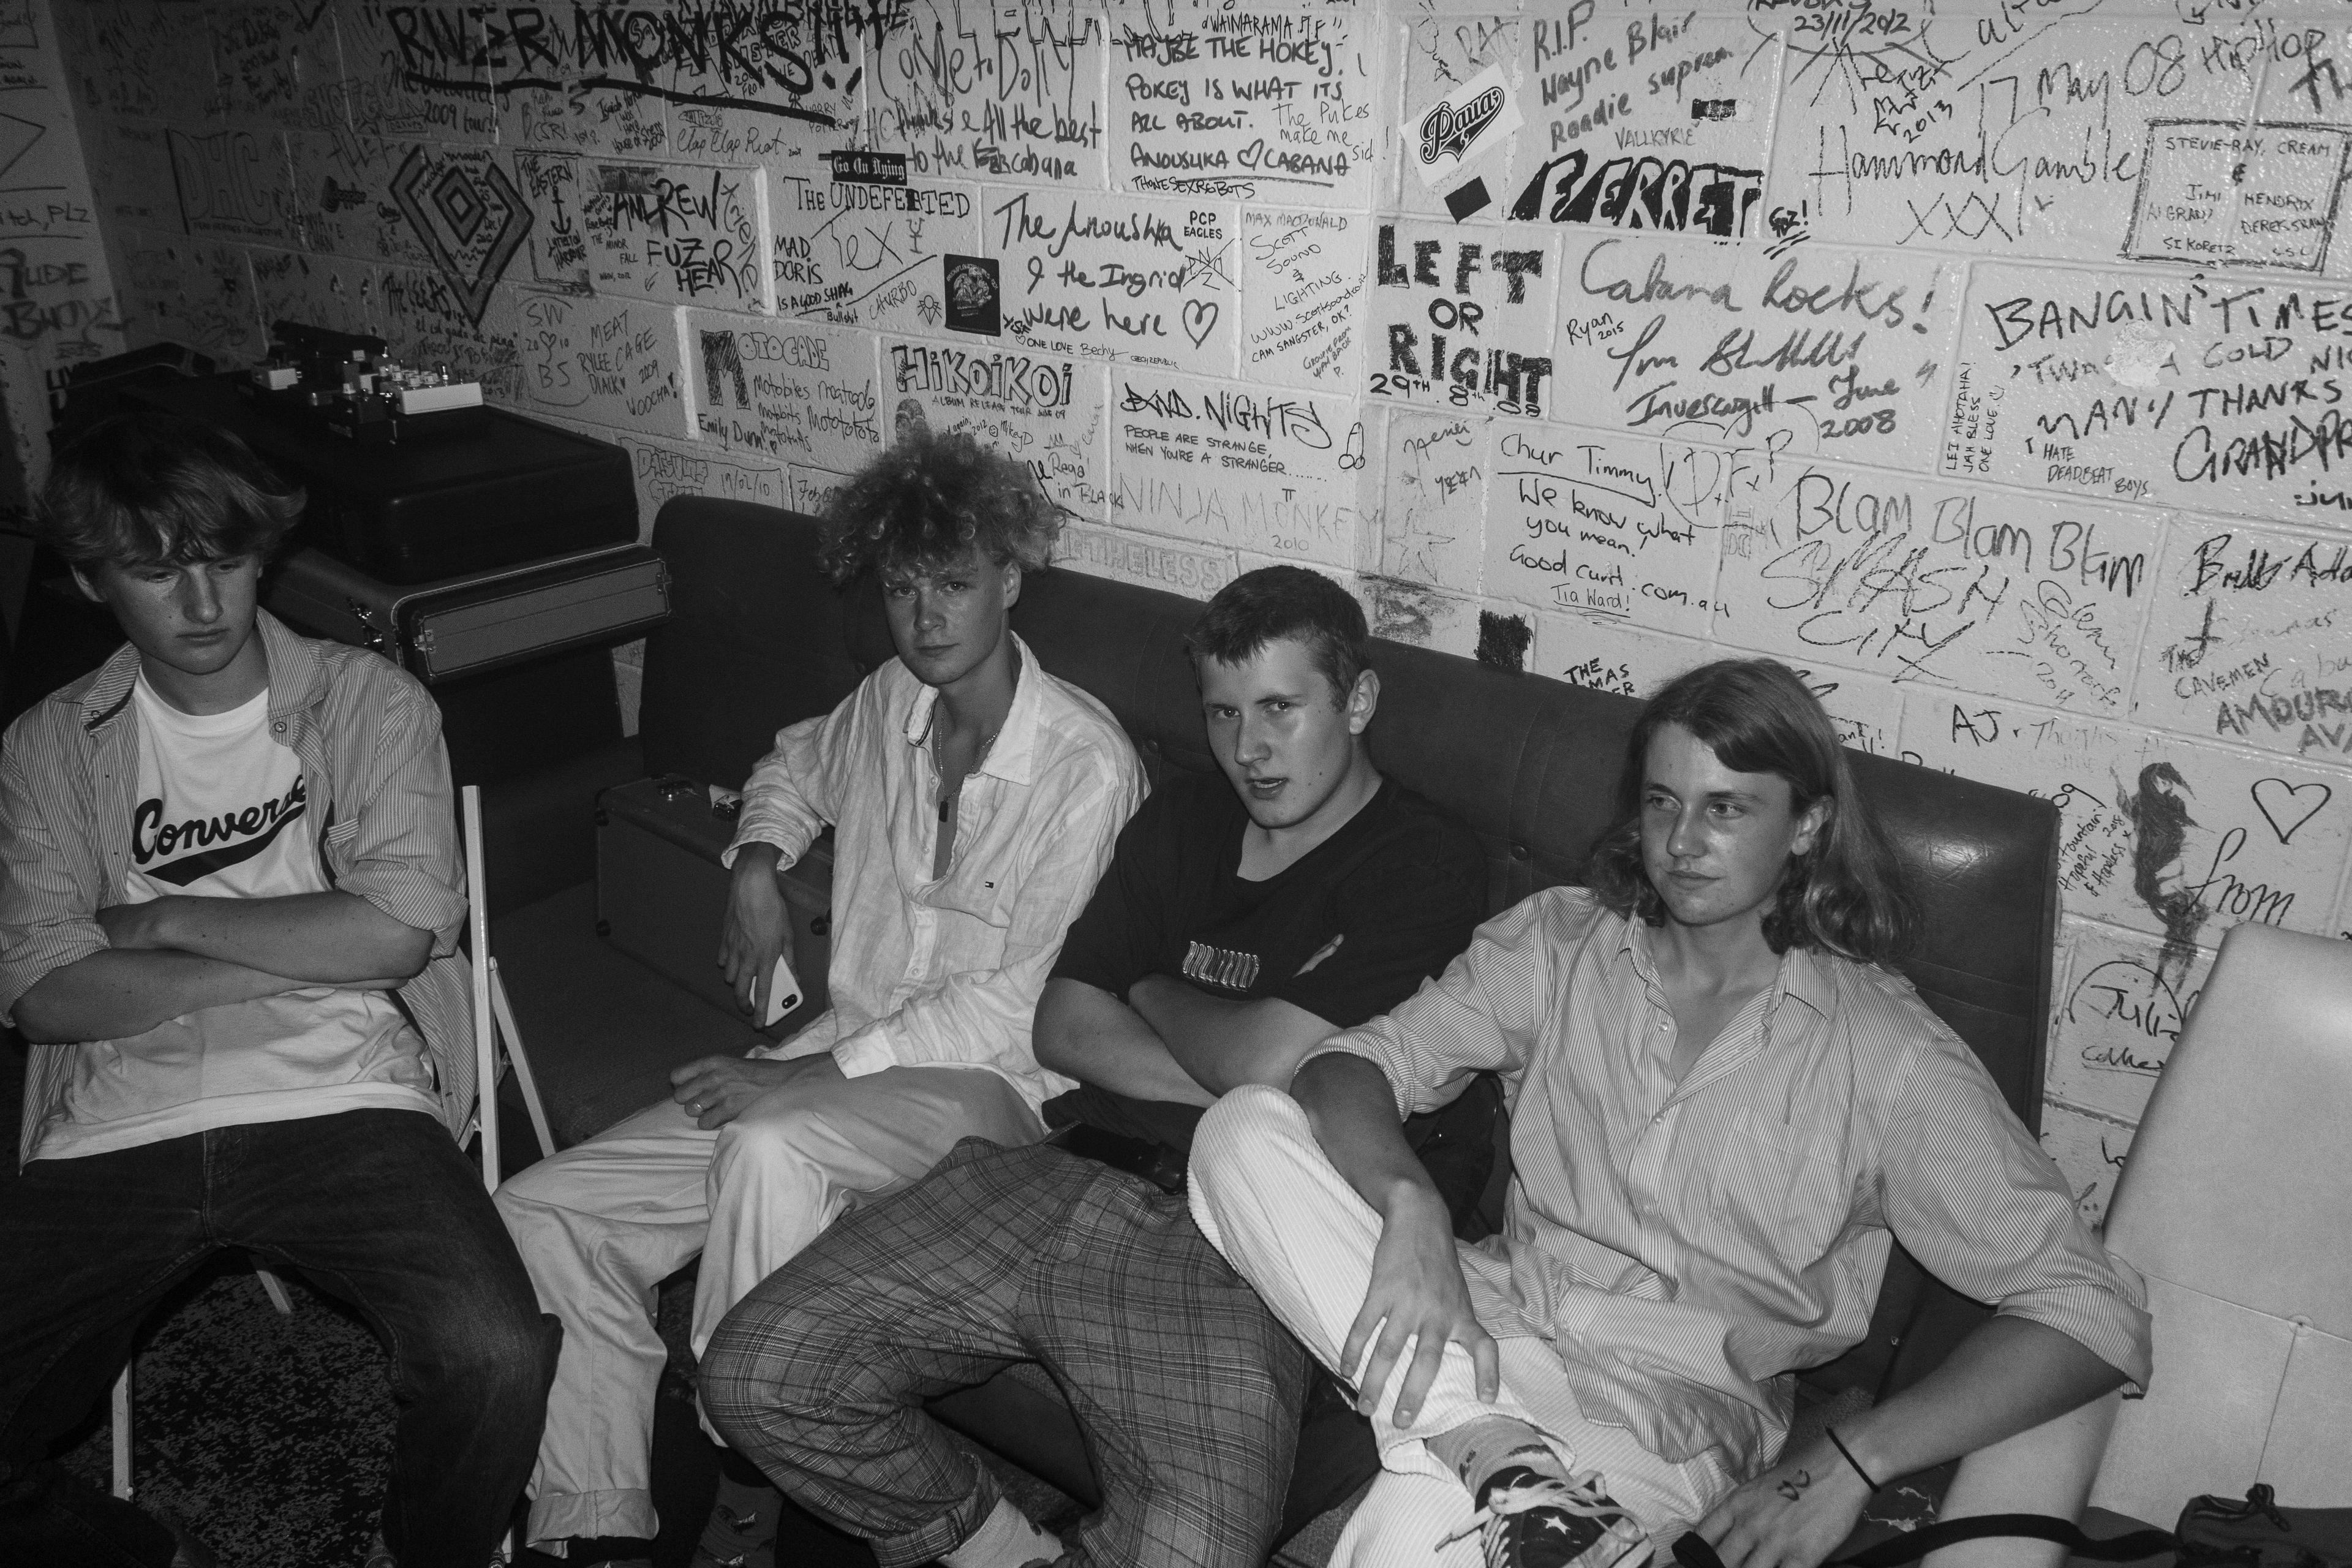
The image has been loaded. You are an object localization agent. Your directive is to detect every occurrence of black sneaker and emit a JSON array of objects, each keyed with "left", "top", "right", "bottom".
[{"left": 1439, "top": 1466, "right": 1649, "bottom": 1568}]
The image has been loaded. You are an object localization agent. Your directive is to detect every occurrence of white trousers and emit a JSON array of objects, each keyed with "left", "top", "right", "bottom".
[
  {"left": 493, "top": 1065, "right": 1042, "bottom": 1547},
  {"left": 1188, "top": 1085, "right": 1734, "bottom": 1568}
]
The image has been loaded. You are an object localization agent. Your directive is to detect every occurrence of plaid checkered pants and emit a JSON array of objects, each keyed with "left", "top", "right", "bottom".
[{"left": 702, "top": 1136, "right": 1311, "bottom": 1568}]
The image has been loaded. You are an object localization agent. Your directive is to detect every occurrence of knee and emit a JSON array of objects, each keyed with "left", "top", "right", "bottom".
[
  {"left": 490, "top": 1159, "right": 566, "bottom": 1246},
  {"left": 1191, "top": 1083, "right": 1309, "bottom": 1204},
  {"left": 698, "top": 1282, "right": 839, "bottom": 1446},
  {"left": 417, "top": 1297, "right": 561, "bottom": 1404},
  {"left": 712, "top": 1094, "right": 827, "bottom": 1177}
]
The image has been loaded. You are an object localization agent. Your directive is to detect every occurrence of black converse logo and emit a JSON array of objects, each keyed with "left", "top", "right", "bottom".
[{"left": 132, "top": 775, "right": 308, "bottom": 887}]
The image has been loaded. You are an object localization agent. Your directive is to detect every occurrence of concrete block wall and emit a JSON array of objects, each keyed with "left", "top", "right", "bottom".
[
  {"left": 0, "top": 0, "right": 119, "bottom": 516},
  {"left": 50, "top": 0, "right": 2352, "bottom": 1218}
]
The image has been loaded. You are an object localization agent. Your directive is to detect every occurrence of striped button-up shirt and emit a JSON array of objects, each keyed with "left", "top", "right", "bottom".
[
  {"left": 2, "top": 612, "right": 477, "bottom": 1163},
  {"left": 1314, "top": 887, "right": 2152, "bottom": 1474},
  {"left": 723, "top": 634, "right": 1144, "bottom": 1112}
]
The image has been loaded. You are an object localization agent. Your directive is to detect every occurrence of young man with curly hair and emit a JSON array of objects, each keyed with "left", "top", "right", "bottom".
[
  {"left": 1187, "top": 659, "right": 2150, "bottom": 1568},
  {"left": 0, "top": 412, "right": 557, "bottom": 1568},
  {"left": 494, "top": 429, "right": 1145, "bottom": 1565}
]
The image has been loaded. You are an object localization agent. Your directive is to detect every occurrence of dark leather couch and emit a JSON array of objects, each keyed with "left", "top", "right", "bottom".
[{"left": 485, "top": 497, "right": 2063, "bottom": 1551}]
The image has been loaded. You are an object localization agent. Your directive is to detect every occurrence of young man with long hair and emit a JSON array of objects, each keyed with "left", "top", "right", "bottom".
[
  {"left": 1189, "top": 658, "right": 2151, "bottom": 1568},
  {"left": 494, "top": 429, "right": 1144, "bottom": 1566}
]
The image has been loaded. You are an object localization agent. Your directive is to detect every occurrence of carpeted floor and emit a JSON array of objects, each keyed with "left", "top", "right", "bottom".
[{"left": 58, "top": 1258, "right": 401, "bottom": 1566}]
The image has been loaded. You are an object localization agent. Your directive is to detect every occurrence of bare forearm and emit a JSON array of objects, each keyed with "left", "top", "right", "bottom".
[
  {"left": 1129, "top": 974, "right": 1337, "bottom": 1094},
  {"left": 1291, "top": 1052, "right": 1439, "bottom": 1222},
  {"left": 1833, "top": 1316, "right": 2130, "bottom": 1485},
  {"left": 122, "top": 892, "right": 432, "bottom": 982},
  {"left": 15, "top": 949, "right": 311, "bottom": 1042},
  {"left": 1033, "top": 979, "right": 1214, "bottom": 1105}
]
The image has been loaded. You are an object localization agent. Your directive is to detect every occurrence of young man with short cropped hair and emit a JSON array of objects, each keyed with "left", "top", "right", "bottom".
[
  {"left": 700, "top": 565, "right": 1492, "bottom": 1568},
  {"left": 494, "top": 428, "right": 1145, "bottom": 1565},
  {"left": 1188, "top": 658, "right": 2153, "bottom": 1568},
  {"left": 0, "top": 412, "right": 557, "bottom": 1568}
]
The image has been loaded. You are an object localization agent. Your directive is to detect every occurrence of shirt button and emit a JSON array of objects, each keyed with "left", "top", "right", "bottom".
[{"left": 271, "top": 721, "right": 286, "bottom": 733}]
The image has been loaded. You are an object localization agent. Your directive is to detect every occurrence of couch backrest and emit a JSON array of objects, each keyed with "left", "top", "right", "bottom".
[{"left": 643, "top": 498, "right": 2060, "bottom": 1136}]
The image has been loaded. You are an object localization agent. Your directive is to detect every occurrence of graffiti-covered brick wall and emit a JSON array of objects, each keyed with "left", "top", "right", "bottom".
[
  {"left": 0, "top": 0, "right": 118, "bottom": 516},
  {"left": 55, "top": 0, "right": 2352, "bottom": 1218}
]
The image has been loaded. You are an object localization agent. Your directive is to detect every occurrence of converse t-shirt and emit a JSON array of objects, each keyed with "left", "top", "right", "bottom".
[{"left": 35, "top": 673, "right": 437, "bottom": 1159}]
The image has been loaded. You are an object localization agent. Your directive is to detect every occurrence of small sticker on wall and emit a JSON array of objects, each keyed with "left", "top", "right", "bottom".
[
  {"left": 826, "top": 149, "right": 908, "bottom": 186},
  {"left": 1691, "top": 99, "right": 1741, "bottom": 121},
  {"left": 1414, "top": 64, "right": 1523, "bottom": 189},
  {"left": 1445, "top": 178, "right": 1492, "bottom": 222},
  {"left": 944, "top": 255, "right": 1000, "bottom": 336}
]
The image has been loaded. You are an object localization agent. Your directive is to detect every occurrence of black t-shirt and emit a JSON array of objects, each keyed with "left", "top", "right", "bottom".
[{"left": 1046, "top": 771, "right": 1487, "bottom": 1153}]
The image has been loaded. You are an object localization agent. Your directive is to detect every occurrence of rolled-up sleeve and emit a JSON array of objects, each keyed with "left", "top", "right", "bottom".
[
  {"left": 1306, "top": 889, "right": 1564, "bottom": 1120},
  {"left": 830, "top": 750, "right": 1141, "bottom": 1091},
  {"left": 1880, "top": 1040, "right": 2155, "bottom": 1391},
  {"left": 723, "top": 692, "right": 872, "bottom": 873},
  {"left": 332, "top": 680, "right": 467, "bottom": 954},
  {"left": 0, "top": 728, "right": 108, "bottom": 1027}
]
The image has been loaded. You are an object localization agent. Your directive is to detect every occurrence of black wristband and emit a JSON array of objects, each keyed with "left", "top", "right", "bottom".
[{"left": 1825, "top": 1426, "right": 1882, "bottom": 1493}]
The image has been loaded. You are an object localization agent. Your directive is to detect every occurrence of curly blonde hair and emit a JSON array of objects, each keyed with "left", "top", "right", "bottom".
[{"left": 816, "top": 428, "right": 1061, "bottom": 584}]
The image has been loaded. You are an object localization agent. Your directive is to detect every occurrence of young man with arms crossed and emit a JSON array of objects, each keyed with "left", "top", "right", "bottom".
[
  {"left": 701, "top": 566, "right": 1491, "bottom": 1568},
  {"left": 0, "top": 412, "right": 556, "bottom": 1568},
  {"left": 493, "top": 429, "right": 1144, "bottom": 1565},
  {"left": 1189, "top": 659, "right": 2153, "bottom": 1568}
]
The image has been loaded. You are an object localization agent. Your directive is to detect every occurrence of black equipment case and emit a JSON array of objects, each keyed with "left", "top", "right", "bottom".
[
  {"left": 594, "top": 775, "right": 832, "bottom": 1037},
  {"left": 266, "top": 543, "right": 672, "bottom": 684},
  {"left": 126, "top": 375, "right": 637, "bottom": 583}
]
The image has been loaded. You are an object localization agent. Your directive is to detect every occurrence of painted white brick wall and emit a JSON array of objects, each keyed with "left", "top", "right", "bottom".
[{"left": 61, "top": 0, "right": 2352, "bottom": 1219}]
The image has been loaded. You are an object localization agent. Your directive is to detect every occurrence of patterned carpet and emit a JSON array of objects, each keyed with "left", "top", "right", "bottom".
[
  {"left": 52, "top": 1251, "right": 734, "bottom": 1568},
  {"left": 58, "top": 1259, "right": 402, "bottom": 1567}
]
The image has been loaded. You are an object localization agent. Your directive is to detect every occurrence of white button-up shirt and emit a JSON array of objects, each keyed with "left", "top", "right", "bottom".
[
  {"left": 1314, "top": 888, "right": 2152, "bottom": 1474},
  {"left": 723, "top": 635, "right": 1145, "bottom": 1112}
]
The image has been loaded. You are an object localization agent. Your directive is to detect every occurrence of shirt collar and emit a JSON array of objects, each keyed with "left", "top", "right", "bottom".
[
  {"left": 78, "top": 609, "right": 320, "bottom": 733},
  {"left": 900, "top": 632, "right": 1045, "bottom": 786},
  {"left": 1777, "top": 942, "right": 1836, "bottom": 1020},
  {"left": 1610, "top": 905, "right": 1838, "bottom": 1020}
]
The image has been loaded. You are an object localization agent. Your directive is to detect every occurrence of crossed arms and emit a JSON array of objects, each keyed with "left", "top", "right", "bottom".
[
  {"left": 1032, "top": 968, "right": 1340, "bottom": 1105},
  {"left": 14, "top": 892, "right": 432, "bottom": 1044}
]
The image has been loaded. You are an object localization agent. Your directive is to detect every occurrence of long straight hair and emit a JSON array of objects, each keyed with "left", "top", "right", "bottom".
[{"left": 1586, "top": 660, "right": 1920, "bottom": 964}]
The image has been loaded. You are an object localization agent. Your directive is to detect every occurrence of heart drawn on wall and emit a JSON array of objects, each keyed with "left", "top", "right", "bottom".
[
  {"left": 1182, "top": 299, "right": 1218, "bottom": 349},
  {"left": 2252, "top": 776, "right": 2331, "bottom": 844}
]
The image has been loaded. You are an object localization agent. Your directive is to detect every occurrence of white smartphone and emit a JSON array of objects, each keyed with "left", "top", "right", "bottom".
[{"left": 761, "top": 954, "right": 804, "bottom": 1027}]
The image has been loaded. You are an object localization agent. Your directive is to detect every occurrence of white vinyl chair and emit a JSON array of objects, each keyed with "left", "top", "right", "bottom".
[
  {"left": 110, "top": 784, "right": 553, "bottom": 1503},
  {"left": 1917, "top": 918, "right": 2352, "bottom": 1568},
  {"left": 2085, "top": 921, "right": 2352, "bottom": 1521}
]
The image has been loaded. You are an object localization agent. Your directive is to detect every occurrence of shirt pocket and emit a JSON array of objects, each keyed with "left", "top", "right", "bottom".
[
  {"left": 923, "top": 858, "right": 1017, "bottom": 948},
  {"left": 1709, "top": 1104, "right": 1852, "bottom": 1264}
]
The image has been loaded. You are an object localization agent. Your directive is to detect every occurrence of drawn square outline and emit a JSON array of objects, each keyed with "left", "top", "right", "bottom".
[{"left": 2122, "top": 118, "right": 2348, "bottom": 273}]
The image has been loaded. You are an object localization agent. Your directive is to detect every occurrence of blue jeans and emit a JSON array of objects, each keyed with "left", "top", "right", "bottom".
[{"left": 0, "top": 1108, "right": 560, "bottom": 1567}]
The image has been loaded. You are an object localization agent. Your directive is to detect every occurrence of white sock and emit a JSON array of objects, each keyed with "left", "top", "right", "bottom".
[{"left": 941, "top": 1496, "right": 1061, "bottom": 1568}]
